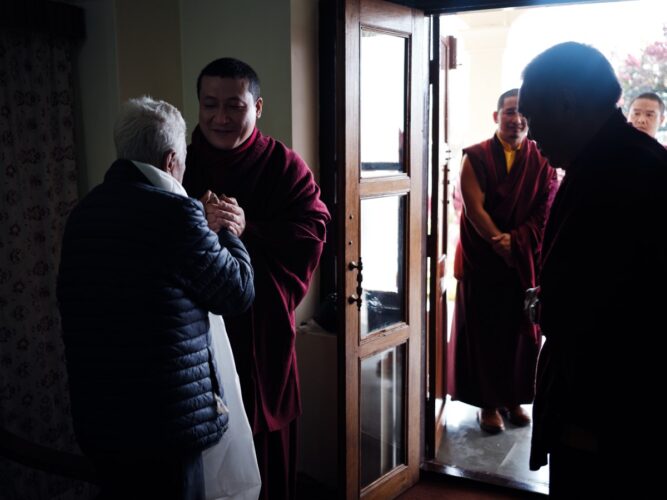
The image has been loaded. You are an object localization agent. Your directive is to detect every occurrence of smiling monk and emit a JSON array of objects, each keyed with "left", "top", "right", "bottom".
[
  {"left": 183, "top": 57, "right": 330, "bottom": 500},
  {"left": 448, "top": 89, "right": 559, "bottom": 435}
]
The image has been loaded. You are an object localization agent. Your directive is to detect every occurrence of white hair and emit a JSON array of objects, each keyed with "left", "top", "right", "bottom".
[{"left": 113, "top": 96, "right": 187, "bottom": 168}]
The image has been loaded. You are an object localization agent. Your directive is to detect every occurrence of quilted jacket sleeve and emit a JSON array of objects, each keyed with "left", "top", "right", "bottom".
[{"left": 176, "top": 198, "right": 254, "bottom": 316}]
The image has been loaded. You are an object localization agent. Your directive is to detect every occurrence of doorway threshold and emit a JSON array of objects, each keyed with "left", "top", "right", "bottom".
[{"left": 422, "top": 460, "right": 547, "bottom": 496}]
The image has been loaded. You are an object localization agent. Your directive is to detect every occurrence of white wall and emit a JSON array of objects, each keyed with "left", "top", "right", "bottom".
[
  {"left": 290, "top": 0, "right": 321, "bottom": 326},
  {"left": 443, "top": 9, "right": 523, "bottom": 159},
  {"left": 179, "top": 0, "right": 293, "bottom": 144},
  {"left": 289, "top": 0, "right": 336, "bottom": 486},
  {"left": 115, "top": 0, "right": 183, "bottom": 108}
]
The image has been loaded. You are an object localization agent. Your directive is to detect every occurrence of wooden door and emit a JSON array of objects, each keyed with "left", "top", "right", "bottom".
[{"left": 336, "top": 0, "right": 426, "bottom": 498}]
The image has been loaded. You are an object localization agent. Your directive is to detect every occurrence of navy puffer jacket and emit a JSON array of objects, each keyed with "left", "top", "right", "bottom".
[{"left": 57, "top": 160, "right": 254, "bottom": 455}]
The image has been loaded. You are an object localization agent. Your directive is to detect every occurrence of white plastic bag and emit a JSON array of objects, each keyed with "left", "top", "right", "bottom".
[{"left": 203, "top": 313, "right": 261, "bottom": 500}]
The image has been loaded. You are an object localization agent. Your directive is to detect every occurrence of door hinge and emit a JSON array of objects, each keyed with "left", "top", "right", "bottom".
[{"left": 445, "top": 35, "right": 458, "bottom": 70}]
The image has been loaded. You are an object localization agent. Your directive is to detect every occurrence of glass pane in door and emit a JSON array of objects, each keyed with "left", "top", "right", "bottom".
[
  {"left": 360, "top": 195, "right": 406, "bottom": 338},
  {"left": 360, "top": 29, "right": 407, "bottom": 178},
  {"left": 360, "top": 344, "right": 406, "bottom": 488}
]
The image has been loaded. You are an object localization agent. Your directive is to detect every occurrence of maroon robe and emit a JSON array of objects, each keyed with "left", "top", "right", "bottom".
[
  {"left": 448, "top": 135, "right": 558, "bottom": 408},
  {"left": 184, "top": 127, "right": 330, "bottom": 434}
]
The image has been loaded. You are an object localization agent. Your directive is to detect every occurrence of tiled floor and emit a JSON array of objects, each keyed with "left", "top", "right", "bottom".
[{"left": 436, "top": 400, "right": 549, "bottom": 495}]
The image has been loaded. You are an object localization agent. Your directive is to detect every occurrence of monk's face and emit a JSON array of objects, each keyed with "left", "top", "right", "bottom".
[
  {"left": 198, "top": 76, "right": 263, "bottom": 150},
  {"left": 494, "top": 95, "right": 527, "bottom": 148},
  {"left": 628, "top": 98, "right": 663, "bottom": 138}
]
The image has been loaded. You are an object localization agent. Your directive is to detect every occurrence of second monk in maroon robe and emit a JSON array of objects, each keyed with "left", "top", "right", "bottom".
[{"left": 448, "top": 89, "right": 558, "bottom": 433}]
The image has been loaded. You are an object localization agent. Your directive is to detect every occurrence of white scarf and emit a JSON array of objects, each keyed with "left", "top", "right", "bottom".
[{"left": 131, "top": 160, "right": 188, "bottom": 197}]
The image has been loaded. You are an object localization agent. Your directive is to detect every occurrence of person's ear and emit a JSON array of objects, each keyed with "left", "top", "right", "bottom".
[
  {"left": 161, "top": 149, "right": 177, "bottom": 175},
  {"left": 493, "top": 110, "right": 499, "bottom": 124},
  {"left": 255, "top": 97, "right": 263, "bottom": 119}
]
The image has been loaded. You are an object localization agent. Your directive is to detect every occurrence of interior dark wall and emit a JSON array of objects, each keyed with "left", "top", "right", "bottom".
[{"left": 0, "top": 0, "right": 84, "bottom": 39}]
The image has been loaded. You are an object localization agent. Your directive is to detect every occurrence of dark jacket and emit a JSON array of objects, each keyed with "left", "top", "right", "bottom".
[
  {"left": 57, "top": 159, "right": 254, "bottom": 455},
  {"left": 531, "top": 110, "right": 667, "bottom": 470}
]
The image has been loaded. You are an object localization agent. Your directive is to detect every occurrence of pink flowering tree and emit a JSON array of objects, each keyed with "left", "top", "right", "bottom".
[{"left": 617, "top": 39, "right": 667, "bottom": 113}]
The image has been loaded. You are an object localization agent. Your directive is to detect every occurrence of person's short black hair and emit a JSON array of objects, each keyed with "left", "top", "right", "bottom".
[
  {"left": 497, "top": 88, "right": 519, "bottom": 111},
  {"left": 196, "top": 57, "right": 261, "bottom": 101},
  {"left": 630, "top": 92, "right": 666, "bottom": 115},
  {"left": 522, "top": 42, "right": 621, "bottom": 111}
]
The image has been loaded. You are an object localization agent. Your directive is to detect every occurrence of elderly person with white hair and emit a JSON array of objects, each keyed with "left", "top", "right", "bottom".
[{"left": 57, "top": 96, "right": 254, "bottom": 500}]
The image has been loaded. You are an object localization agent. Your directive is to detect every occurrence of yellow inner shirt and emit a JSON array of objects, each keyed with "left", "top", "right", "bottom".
[{"left": 496, "top": 133, "right": 522, "bottom": 173}]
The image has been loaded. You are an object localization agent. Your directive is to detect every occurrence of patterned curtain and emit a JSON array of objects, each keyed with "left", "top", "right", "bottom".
[{"left": 0, "top": 29, "right": 95, "bottom": 499}]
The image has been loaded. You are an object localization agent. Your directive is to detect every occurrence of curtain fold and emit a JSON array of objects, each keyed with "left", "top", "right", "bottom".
[{"left": 0, "top": 28, "right": 95, "bottom": 499}]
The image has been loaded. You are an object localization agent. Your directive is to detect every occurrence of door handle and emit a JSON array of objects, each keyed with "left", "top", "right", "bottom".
[{"left": 347, "top": 258, "right": 363, "bottom": 311}]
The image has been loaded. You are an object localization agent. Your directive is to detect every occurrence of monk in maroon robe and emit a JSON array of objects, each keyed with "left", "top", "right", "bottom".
[
  {"left": 448, "top": 89, "right": 558, "bottom": 434},
  {"left": 183, "top": 58, "right": 330, "bottom": 500}
]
